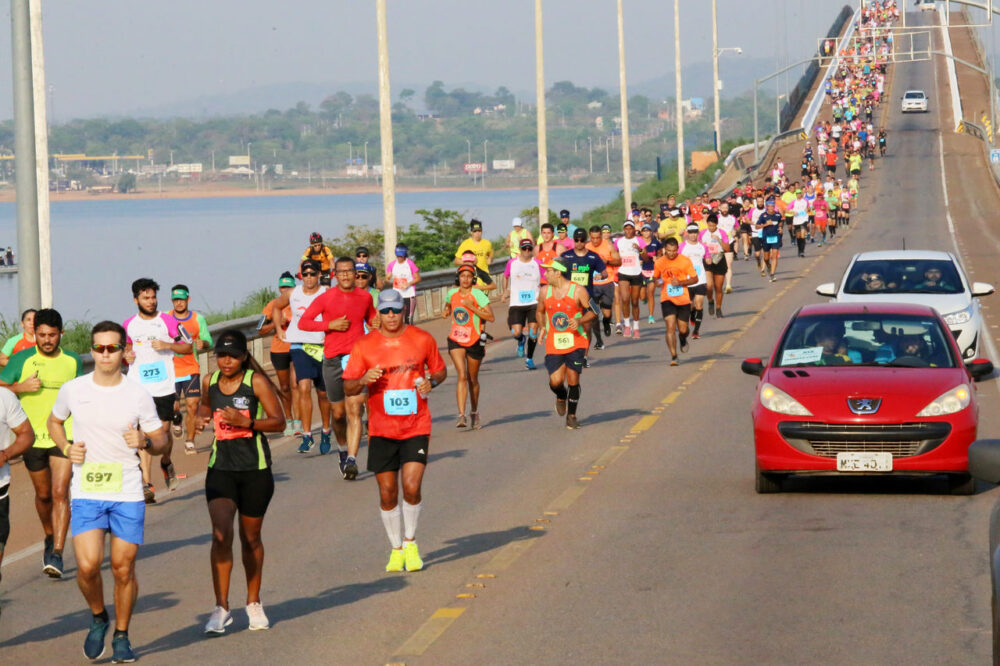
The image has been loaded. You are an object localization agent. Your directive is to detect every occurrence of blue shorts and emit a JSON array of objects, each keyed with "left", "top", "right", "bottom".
[
  {"left": 71, "top": 499, "right": 145, "bottom": 545},
  {"left": 289, "top": 347, "right": 326, "bottom": 391}
]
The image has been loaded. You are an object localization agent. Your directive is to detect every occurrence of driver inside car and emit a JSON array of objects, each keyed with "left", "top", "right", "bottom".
[
  {"left": 912, "top": 265, "right": 954, "bottom": 292},
  {"left": 813, "top": 322, "right": 853, "bottom": 365}
]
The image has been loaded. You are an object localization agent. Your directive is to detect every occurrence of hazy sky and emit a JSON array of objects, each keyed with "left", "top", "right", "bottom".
[{"left": 0, "top": 0, "right": 853, "bottom": 120}]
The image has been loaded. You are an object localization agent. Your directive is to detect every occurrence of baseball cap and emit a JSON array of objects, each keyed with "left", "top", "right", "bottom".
[
  {"left": 300, "top": 259, "right": 322, "bottom": 274},
  {"left": 377, "top": 289, "right": 405, "bottom": 312},
  {"left": 457, "top": 264, "right": 476, "bottom": 277},
  {"left": 171, "top": 287, "right": 189, "bottom": 300},
  {"left": 278, "top": 271, "right": 296, "bottom": 288},
  {"left": 542, "top": 259, "right": 569, "bottom": 272},
  {"left": 559, "top": 209, "right": 570, "bottom": 218},
  {"left": 623, "top": 219, "right": 635, "bottom": 228},
  {"left": 556, "top": 223, "right": 568, "bottom": 232},
  {"left": 355, "top": 246, "right": 371, "bottom": 256},
  {"left": 354, "top": 262, "right": 374, "bottom": 275},
  {"left": 470, "top": 219, "right": 483, "bottom": 231},
  {"left": 670, "top": 210, "right": 681, "bottom": 217},
  {"left": 394, "top": 244, "right": 408, "bottom": 257},
  {"left": 573, "top": 228, "right": 588, "bottom": 241},
  {"left": 460, "top": 250, "right": 477, "bottom": 262},
  {"left": 686, "top": 224, "right": 699, "bottom": 233},
  {"left": 601, "top": 224, "right": 612, "bottom": 232},
  {"left": 519, "top": 238, "right": 534, "bottom": 250},
  {"left": 511, "top": 217, "right": 523, "bottom": 228},
  {"left": 641, "top": 223, "right": 652, "bottom": 231},
  {"left": 215, "top": 330, "right": 249, "bottom": 357}
]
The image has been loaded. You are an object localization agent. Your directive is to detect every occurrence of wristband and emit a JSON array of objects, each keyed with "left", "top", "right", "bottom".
[{"left": 62, "top": 443, "right": 72, "bottom": 456}]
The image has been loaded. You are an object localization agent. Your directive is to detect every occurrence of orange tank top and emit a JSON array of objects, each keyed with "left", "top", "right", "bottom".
[{"left": 543, "top": 284, "right": 588, "bottom": 355}]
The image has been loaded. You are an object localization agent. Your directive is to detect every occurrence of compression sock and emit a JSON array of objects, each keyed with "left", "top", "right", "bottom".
[
  {"left": 567, "top": 384, "right": 581, "bottom": 416},
  {"left": 550, "top": 383, "right": 568, "bottom": 400},
  {"left": 526, "top": 333, "right": 538, "bottom": 359},
  {"left": 592, "top": 321, "right": 603, "bottom": 346},
  {"left": 693, "top": 309, "right": 703, "bottom": 335},
  {"left": 796, "top": 237, "right": 806, "bottom": 254},
  {"left": 679, "top": 331, "right": 689, "bottom": 348},
  {"left": 514, "top": 333, "right": 525, "bottom": 345},
  {"left": 402, "top": 501, "right": 421, "bottom": 541},
  {"left": 380, "top": 506, "right": 403, "bottom": 549}
]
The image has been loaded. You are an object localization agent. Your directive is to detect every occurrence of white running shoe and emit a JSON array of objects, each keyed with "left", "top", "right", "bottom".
[
  {"left": 204, "top": 606, "right": 233, "bottom": 634},
  {"left": 246, "top": 602, "right": 270, "bottom": 631}
]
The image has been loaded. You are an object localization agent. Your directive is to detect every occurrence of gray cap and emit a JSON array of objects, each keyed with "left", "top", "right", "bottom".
[{"left": 377, "top": 288, "right": 405, "bottom": 312}]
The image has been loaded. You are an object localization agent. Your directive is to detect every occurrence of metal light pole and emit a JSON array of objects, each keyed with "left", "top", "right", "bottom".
[
  {"left": 535, "top": 0, "right": 549, "bottom": 224},
  {"left": 483, "top": 139, "right": 488, "bottom": 189},
  {"left": 588, "top": 136, "right": 593, "bottom": 173},
  {"left": 11, "top": 0, "right": 41, "bottom": 310},
  {"left": 29, "top": 0, "right": 51, "bottom": 306},
  {"left": 616, "top": 0, "right": 632, "bottom": 216},
  {"left": 776, "top": 93, "right": 787, "bottom": 134},
  {"left": 674, "top": 0, "right": 685, "bottom": 191},
  {"left": 711, "top": 0, "right": 742, "bottom": 159},
  {"left": 376, "top": 0, "right": 398, "bottom": 261},
  {"left": 364, "top": 141, "right": 368, "bottom": 176}
]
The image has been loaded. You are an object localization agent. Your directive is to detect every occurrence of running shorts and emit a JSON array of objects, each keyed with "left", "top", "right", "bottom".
[
  {"left": 593, "top": 283, "right": 616, "bottom": 310},
  {"left": 507, "top": 304, "right": 538, "bottom": 329},
  {"left": 544, "top": 348, "right": 586, "bottom": 375},
  {"left": 175, "top": 374, "right": 201, "bottom": 399},
  {"left": 290, "top": 348, "right": 326, "bottom": 392},
  {"left": 23, "top": 444, "right": 67, "bottom": 472},
  {"left": 270, "top": 351, "right": 291, "bottom": 372},
  {"left": 618, "top": 273, "right": 643, "bottom": 287},
  {"left": 705, "top": 257, "right": 728, "bottom": 275},
  {"left": 0, "top": 485, "right": 9, "bottom": 547},
  {"left": 205, "top": 467, "right": 274, "bottom": 518},
  {"left": 751, "top": 236, "right": 763, "bottom": 251},
  {"left": 153, "top": 394, "right": 178, "bottom": 422},
  {"left": 740, "top": 223, "right": 753, "bottom": 234},
  {"left": 322, "top": 354, "right": 349, "bottom": 403},
  {"left": 367, "top": 435, "right": 429, "bottom": 474},
  {"left": 689, "top": 284, "right": 707, "bottom": 297},
  {"left": 71, "top": 499, "right": 145, "bottom": 545},
  {"left": 661, "top": 301, "right": 692, "bottom": 321},
  {"left": 447, "top": 337, "right": 485, "bottom": 360}
]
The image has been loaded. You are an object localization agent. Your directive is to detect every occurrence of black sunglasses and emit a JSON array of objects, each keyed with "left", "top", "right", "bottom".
[
  {"left": 302, "top": 271, "right": 319, "bottom": 277},
  {"left": 91, "top": 343, "right": 123, "bottom": 354},
  {"left": 379, "top": 307, "right": 404, "bottom": 314}
]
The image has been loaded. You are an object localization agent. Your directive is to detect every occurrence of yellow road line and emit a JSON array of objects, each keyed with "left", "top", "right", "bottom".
[
  {"left": 392, "top": 608, "right": 467, "bottom": 657},
  {"left": 630, "top": 415, "right": 660, "bottom": 433},
  {"left": 481, "top": 538, "right": 538, "bottom": 573}
]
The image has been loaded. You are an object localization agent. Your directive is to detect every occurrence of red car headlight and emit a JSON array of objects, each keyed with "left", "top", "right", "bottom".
[{"left": 760, "top": 382, "right": 812, "bottom": 416}]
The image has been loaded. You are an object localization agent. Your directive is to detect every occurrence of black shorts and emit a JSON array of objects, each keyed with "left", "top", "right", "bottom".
[
  {"left": 0, "top": 488, "right": 9, "bottom": 547},
  {"left": 740, "top": 223, "right": 752, "bottom": 234},
  {"left": 23, "top": 445, "right": 68, "bottom": 472},
  {"left": 705, "top": 258, "right": 728, "bottom": 275},
  {"left": 689, "top": 284, "right": 707, "bottom": 297},
  {"left": 175, "top": 374, "right": 201, "bottom": 399},
  {"left": 544, "top": 348, "right": 586, "bottom": 375},
  {"left": 367, "top": 435, "right": 429, "bottom": 474},
  {"left": 618, "top": 273, "right": 643, "bottom": 288},
  {"left": 322, "top": 354, "right": 348, "bottom": 403},
  {"left": 290, "top": 348, "right": 326, "bottom": 392},
  {"left": 270, "top": 351, "right": 291, "bottom": 372},
  {"left": 153, "top": 394, "right": 177, "bottom": 422},
  {"left": 593, "top": 283, "right": 616, "bottom": 310},
  {"left": 507, "top": 304, "right": 538, "bottom": 329},
  {"left": 448, "top": 337, "right": 485, "bottom": 360},
  {"left": 205, "top": 467, "right": 274, "bottom": 518},
  {"left": 751, "top": 236, "right": 763, "bottom": 251},
  {"left": 661, "top": 301, "right": 692, "bottom": 321},
  {"left": 850, "top": 168, "right": 861, "bottom": 176}
]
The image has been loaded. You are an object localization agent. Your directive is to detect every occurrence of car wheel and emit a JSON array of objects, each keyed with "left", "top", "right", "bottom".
[
  {"left": 948, "top": 472, "right": 976, "bottom": 495},
  {"left": 755, "top": 464, "right": 783, "bottom": 494}
]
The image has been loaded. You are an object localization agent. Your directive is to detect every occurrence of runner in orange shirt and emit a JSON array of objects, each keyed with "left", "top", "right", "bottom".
[
  {"left": 652, "top": 238, "right": 699, "bottom": 366},
  {"left": 260, "top": 272, "right": 299, "bottom": 436}
]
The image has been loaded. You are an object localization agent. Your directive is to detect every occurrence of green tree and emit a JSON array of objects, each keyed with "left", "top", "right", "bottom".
[
  {"left": 400, "top": 209, "right": 469, "bottom": 270},
  {"left": 325, "top": 224, "right": 386, "bottom": 267},
  {"left": 117, "top": 172, "right": 136, "bottom": 193}
]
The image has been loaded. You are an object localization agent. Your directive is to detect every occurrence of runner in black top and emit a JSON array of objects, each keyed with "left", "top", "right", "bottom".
[
  {"left": 561, "top": 228, "right": 608, "bottom": 356},
  {"left": 195, "top": 330, "right": 284, "bottom": 635}
]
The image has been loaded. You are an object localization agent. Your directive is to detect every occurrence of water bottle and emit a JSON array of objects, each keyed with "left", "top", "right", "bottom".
[{"left": 414, "top": 376, "right": 426, "bottom": 400}]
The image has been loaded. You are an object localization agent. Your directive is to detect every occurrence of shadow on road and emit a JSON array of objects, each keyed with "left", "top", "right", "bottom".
[
  {"left": 485, "top": 410, "right": 549, "bottom": 427},
  {"left": 581, "top": 408, "right": 643, "bottom": 426},
  {"left": 427, "top": 449, "right": 468, "bottom": 464},
  {"left": 422, "top": 525, "right": 544, "bottom": 568}
]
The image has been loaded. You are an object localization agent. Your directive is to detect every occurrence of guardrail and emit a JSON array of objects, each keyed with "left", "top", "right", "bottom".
[
  {"left": 802, "top": 6, "right": 859, "bottom": 135},
  {"left": 939, "top": 4, "right": 965, "bottom": 130}
]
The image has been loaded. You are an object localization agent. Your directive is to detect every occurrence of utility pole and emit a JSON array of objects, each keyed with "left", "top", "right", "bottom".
[
  {"left": 535, "top": 0, "right": 548, "bottom": 224},
  {"left": 29, "top": 0, "right": 52, "bottom": 306},
  {"left": 11, "top": 0, "right": 41, "bottom": 310},
  {"left": 674, "top": 0, "right": 685, "bottom": 191},
  {"left": 616, "top": 0, "right": 632, "bottom": 216},
  {"left": 712, "top": 0, "right": 720, "bottom": 156},
  {"left": 588, "top": 136, "right": 593, "bottom": 173},
  {"left": 376, "top": 0, "right": 398, "bottom": 261},
  {"left": 483, "top": 140, "right": 489, "bottom": 189}
]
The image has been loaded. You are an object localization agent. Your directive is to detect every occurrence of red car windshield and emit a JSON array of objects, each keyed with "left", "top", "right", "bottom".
[{"left": 776, "top": 313, "right": 957, "bottom": 368}]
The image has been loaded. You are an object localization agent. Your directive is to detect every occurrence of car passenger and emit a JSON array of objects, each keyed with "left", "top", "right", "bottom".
[{"left": 812, "top": 322, "right": 852, "bottom": 365}]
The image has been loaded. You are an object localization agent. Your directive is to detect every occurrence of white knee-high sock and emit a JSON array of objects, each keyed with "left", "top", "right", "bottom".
[
  {"left": 380, "top": 506, "right": 402, "bottom": 548},
  {"left": 402, "top": 501, "right": 422, "bottom": 541}
]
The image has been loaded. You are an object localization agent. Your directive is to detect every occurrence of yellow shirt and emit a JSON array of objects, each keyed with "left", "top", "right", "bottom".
[
  {"left": 455, "top": 238, "right": 494, "bottom": 273},
  {"left": 658, "top": 218, "right": 687, "bottom": 243}
]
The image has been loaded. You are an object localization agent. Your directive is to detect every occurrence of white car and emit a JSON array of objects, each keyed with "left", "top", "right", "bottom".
[
  {"left": 816, "top": 250, "right": 994, "bottom": 360},
  {"left": 901, "top": 90, "right": 929, "bottom": 113}
]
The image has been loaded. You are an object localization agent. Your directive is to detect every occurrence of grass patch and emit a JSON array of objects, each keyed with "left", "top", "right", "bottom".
[{"left": 203, "top": 287, "right": 278, "bottom": 325}]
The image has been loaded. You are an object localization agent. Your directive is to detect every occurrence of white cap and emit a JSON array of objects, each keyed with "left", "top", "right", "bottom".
[{"left": 512, "top": 217, "right": 523, "bottom": 228}]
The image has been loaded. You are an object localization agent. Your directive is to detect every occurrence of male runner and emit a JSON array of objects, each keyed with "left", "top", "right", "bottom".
[
  {"left": 455, "top": 220, "right": 494, "bottom": 275},
  {"left": 343, "top": 289, "right": 447, "bottom": 573},
  {"left": 49, "top": 320, "right": 169, "bottom": 663},
  {"left": 652, "top": 238, "right": 698, "bottom": 366},
  {"left": 299, "top": 257, "right": 377, "bottom": 479},
  {"left": 615, "top": 219, "right": 647, "bottom": 338},
  {"left": 0, "top": 308, "right": 82, "bottom": 577},
  {"left": 272, "top": 260, "right": 332, "bottom": 453},
  {"left": 679, "top": 224, "right": 707, "bottom": 339},
  {"left": 124, "top": 279, "right": 191, "bottom": 503},
  {"left": 0, "top": 385, "right": 33, "bottom": 593},
  {"left": 506, "top": 217, "right": 533, "bottom": 258},
  {"left": 504, "top": 238, "right": 544, "bottom": 370},
  {"left": 586, "top": 225, "right": 620, "bottom": 339},
  {"left": 756, "top": 199, "right": 784, "bottom": 282},
  {"left": 561, "top": 228, "right": 608, "bottom": 357},
  {"left": 261, "top": 272, "right": 299, "bottom": 436},
  {"left": 536, "top": 259, "right": 595, "bottom": 429},
  {"left": 302, "top": 232, "right": 335, "bottom": 285},
  {"left": 168, "top": 284, "right": 212, "bottom": 455}
]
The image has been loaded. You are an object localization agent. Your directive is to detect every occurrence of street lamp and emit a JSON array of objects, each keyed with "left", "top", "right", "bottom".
[
  {"left": 465, "top": 138, "right": 471, "bottom": 164},
  {"left": 776, "top": 93, "right": 787, "bottom": 135},
  {"left": 588, "top": 136, "right": 593, "bottom": 173},
  {"left": 674, "top": 0, "right": 684, "bottom": 191},
  {"left": 364, "top": 141, "right": 369, "bottom": 176},
  {"left": 711, "top": 0, "right": 742, "bottom": 156},
  {"left": 348, "top": 141, "right": 352, "bottom": 163},
  {"left": 483, "top": 139, "right": 489, "bottom": 189}
]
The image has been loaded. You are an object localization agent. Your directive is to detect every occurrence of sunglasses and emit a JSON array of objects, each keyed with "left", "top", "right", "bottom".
[
  {"left": 302, "top": 271, "right": 319, "bottom": 277},
  {"left": 91, "top": 343, "right": 123, "bottom": 354},
  {"left": 357, "top": 253, "right": 369, "bottom": 258},
  {"left": 379, "top": 307, "right": 404, "bottom": 315},
  {"left": 357, "top": 273, "right": 371, "bottom": 279}
]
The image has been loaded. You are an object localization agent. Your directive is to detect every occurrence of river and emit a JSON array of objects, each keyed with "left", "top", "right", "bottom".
[{"left": 0, "top": 186, "right": 620, "bottom": 322}]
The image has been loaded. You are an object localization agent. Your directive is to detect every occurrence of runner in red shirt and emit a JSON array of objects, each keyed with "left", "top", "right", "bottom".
[
  {"left": 299, "top": 257, "right": 377, "bottom": 479},
  {"left": 344, "top": 289, "right": 447, "bottom": 573}
]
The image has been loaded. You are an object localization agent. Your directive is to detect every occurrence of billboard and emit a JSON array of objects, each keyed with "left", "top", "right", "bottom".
[
  {"left": 463, "top": 162, "right": 485, "bottom": 173},
  {"left": 229, "top": 155, "right": 251, "bottom": 166},
  {"left": 492, "top": 159, "right": 516, "bottom": 171}
]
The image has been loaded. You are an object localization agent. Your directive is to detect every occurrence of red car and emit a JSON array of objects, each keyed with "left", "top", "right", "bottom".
[{"left": 742, "top": 302, "right": 993, "bottom": 494}]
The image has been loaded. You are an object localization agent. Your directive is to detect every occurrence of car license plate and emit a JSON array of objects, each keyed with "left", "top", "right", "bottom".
[{"left": 836, "top": 452, "right": 893, "bottom": 472}]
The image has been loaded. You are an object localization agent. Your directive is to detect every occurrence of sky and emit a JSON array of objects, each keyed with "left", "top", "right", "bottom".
[{"left": 0, "top": 0, "right": 856, "bottom": 121}]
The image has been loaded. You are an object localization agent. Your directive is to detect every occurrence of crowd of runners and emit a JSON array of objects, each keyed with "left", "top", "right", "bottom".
[{"left": 0, "top": 1, "right": 901, "bottom": 661}]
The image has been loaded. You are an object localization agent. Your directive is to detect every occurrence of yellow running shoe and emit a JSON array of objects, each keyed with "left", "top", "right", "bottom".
[
  {"left": 403, "top": 541, "right": 423, "bottom": 572},
  {"left": 386, "top": 548, "right": 405, "bottom": 572}
]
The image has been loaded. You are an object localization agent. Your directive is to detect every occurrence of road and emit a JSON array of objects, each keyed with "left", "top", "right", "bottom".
[{"left": 3, "top": 10, "right": 1000, "bottom": 665}]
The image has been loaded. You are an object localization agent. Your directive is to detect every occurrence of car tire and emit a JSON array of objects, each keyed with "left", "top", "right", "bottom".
[
  {"left": 948, "top": 473, "right": 976, "bottom": 495},
  {"left": 755, "top": 464, "right": 783, "bottom": 494}
]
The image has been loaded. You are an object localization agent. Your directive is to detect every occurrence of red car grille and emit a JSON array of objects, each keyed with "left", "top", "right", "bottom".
[{"left": 777, "top": 422, "right": 952, "bottom": 458}]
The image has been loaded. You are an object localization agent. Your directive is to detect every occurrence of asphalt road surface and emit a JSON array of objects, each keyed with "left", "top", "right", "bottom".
[{"left": 2, "top": 11, "right": 1000, "bottom": 666}]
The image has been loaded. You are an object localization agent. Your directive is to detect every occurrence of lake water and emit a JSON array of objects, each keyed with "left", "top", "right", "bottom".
[{"left": 0, "top": 186, "right": 619, "bottom": 322}]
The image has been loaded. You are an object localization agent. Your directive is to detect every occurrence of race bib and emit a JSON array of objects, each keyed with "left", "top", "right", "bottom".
[
  {"left": 518, "top": 290, "right": 535, "bottom": 304},
  {"left": 80, "top": 462, "right": 123, "bottom": 494},
  {"left": 621, "top": 255, "right": 639, "bottom": 268},
  {"left": 553, "top": 332, "right": 574, "bottom": 350},
  {"left": 765, "top": 235, "right": 779, "bottom": 244},
  {"left": 302, "top": 344, "right": 324, "bottom": 362},
  {"left": 450, "top": 325, "right": 472, "bottom": 344},
  {"left": 707, "top": 242, "right": 722, "bottom": 255},
  {"left": 384, "top": 389, "right": 418, "bottom": 415},
  {"left": 213, "top": 409, "right": 254, "bottom": 441},
  {"left": 392, "top": 277, "right": 407, "bottom": 290},
  {"left": 571, "top": 272, "right": 589, "bottom": 286},
  {"left": 139, "top": 361, "right": 167, "bottom": 385},
  {"left": 666, "top": 284, "right": 684, "bottom": 298}
]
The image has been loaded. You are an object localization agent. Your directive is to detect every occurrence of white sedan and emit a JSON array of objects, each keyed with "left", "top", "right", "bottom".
[
  {"left": 901, "top": 90, "right": 929, "bottom": 113},
  {"left": 816, "top": 250, "right": 994, "bottom": 361}
]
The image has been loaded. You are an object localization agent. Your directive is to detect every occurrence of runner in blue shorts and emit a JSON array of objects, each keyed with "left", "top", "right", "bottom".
[{"left": 755, "top": 199, "right": 784, "bottom": 283}]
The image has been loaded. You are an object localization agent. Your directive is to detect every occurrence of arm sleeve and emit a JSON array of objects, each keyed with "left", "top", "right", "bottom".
[
  {"left": 477, "top": 268, "right": 494, "bottom": 285},
  {"left": 594, "top": 256, "right": 607, "bottom": 273},
  {"left": 122, "top": 316, "right": 135, "bottom": 345},
  {"left": 408, "top": 259, "right": 419, "bottom": 275},
  {"left": 161, "top": 313, "right": 180, "bottom": 339},
  {"left": 536, "top": 259, "right": 544, "bottom": 279},
  {"left": 196, "top": 314, "right": 213, "bottom": 344},
  {"left": 474, "top": 290, "right": 490, "bottom": 306}
]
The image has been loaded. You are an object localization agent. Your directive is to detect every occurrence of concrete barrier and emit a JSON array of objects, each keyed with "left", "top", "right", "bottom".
[{"left": 939, "top": 4, "right": 965, "bottom": 130}]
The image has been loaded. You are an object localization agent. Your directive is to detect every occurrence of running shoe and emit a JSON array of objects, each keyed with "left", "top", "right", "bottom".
[
  {"left": 615, "top": 323, "right": 624, "bottom": 336},
  {"left": 648, "top": 315, "right": 655, "bottom": 324},
  {"left": 555, "top": 398, "right": 567, "bottom": 416},
  {"left": 204, "top": 606, "right": 233, "bottom": 634},
  {"left": 246, "top": 602, "right": 270, "bottom": 631},
  {"left": 584, "top": 357, "right": 591, "bottom": 368},
  {"left": 110, "top": 634, "right": 136, "bottom": 663},
  {"left": 760, "top": 267, "right": 766, "bottom": 276},
  {"left": 708, "top": 301, "right": 715, "bottom": 316},
  {"left": 343, "top": 456, "right": 359, "bottom": 481},
  {"left": 516, "top": 340, "right": 525, "bottom": 358},
  {"left": 184, "top": 440, "right": 197, "bottom": 455},
  {"left": 471, "top": 412, "right": 482, "bottom": 430},
  {"left": 603, "top": 319, "right": 612, "bottom": 337},
  {"left": 297, "top": 435, "right": 314, "bottom": 453},
  {"left": 43, "top": 552, "right": 63, "bottom": 579},
  {"left": 386, "top": 548, "right": 405, "bottom": 572},
  {"left": 172, "top": 411, "right": 183, "bottom": 437},
  {"left": 670, "top": 357, "right": 679, "bottom": 366},
  {"left": 680, "top": 338, "right": 689, "bottom": 353},
  {"left": 319, "top": 431, "right": 332, "bottom": 456},
  {"left": 525, "top": 358, "right": 537, "bottom": 370},
  {"left": 338, "top": 449, "right": 348, "bottom": 467},
  {"left": 565, "top": 414, "right": 580, "bottom": 430},
  {"left": 594, "top": 343, "right": 606, "bottom": 351},
  {"left": 716, "top": 309, "right": 724, "bottom": 319},
  {"left": 725, "top": 286, "right": 733, "bottom": 294},
  {"left": 691, "top": 332, "right": 700, "bottom": 340},
  {"left": 770, "top": 275, "right": 777, "bottom": 283},
  {"left": 84, "top": 614, "right": 109, "bottom": 660},
  {"left": 292, "top": 420, "right": 303, "bottom": 436},
  {"left": 403, "top": 541, "right": 423, "bottom": 572},
  {"left": 283, "top": 420, "right": 296, "bottom": 437},
  {"left": 43, "top": 535, "right": 53, "bottom": 570},
  {"left": 456, "top": 414, "right": 467, "bottom": 428},
  {"left": 162, "top": 462, "right": 179, "bottom": 491},
  {"left": 143, "top": 483, "right": 156, "bottom": 505},
  {"left": 632, "top": 327, "right": 640, "bottom": 339}
]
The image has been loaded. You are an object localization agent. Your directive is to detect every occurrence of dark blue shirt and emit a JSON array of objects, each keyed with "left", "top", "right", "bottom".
[
  {"left": 641, "top": 238, "right": 662, "bottom": 271},
  {"left": 560, "top": 249, "right": 606, "bottom": 296}
]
